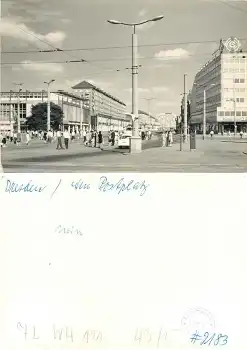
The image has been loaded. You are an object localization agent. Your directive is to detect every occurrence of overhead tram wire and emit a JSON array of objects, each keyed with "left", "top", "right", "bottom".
[
  {"left": 217, "top": 0, "right": 247, "bottom": 15},
  {"left": 10, "top": 24, "right": 107, "bottom": 71},
  {"left": 0, "top": 52, "right": 220, "bottom": 67},
  {"left": 2, "top": 38, "right": 247, "bottom": 55}
]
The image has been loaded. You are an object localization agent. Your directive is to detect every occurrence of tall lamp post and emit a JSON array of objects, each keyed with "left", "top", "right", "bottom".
[
  {"left": 44, "top": 79, "right": 55, "bottom": 131},
  {"left": 194, "top": 83, "right": 215, "bottom": 140},
  {"left": 13, "top": 83, "right": 23, "bottom": 136},
  {"left": 107, "top": 15, "right": 164, "bottom": 153}
]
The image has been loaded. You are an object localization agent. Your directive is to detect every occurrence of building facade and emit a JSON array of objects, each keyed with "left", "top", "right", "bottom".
[
  {"left": 0, "top": 90, "right": 90, "bottom": 132},
  {"left": 156, "top": 112, "right": 177, "bottom": 130},
  {"left": 190, "top": 40, "right": 247, "bottom": 133},
  {"left": 72, "top": 81, "right": 129, "bottom": 132}
]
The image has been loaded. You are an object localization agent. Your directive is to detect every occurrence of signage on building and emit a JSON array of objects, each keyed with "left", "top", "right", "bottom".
[{"left": 224, "top": 37, "right": 242, "bottom": 53}]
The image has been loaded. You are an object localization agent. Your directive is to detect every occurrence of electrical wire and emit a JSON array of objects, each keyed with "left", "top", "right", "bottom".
[
  {"left": 2, "top": 38, "right": 247, "bottom": 54},
  {"left": 217, "top": 0, "right": 247, "bottom": 14},
  {"left": 0, "top": 52, "right": 217, "bottom": 66},
  {"left": 5, "top": 23, "right": 106, "bottom": 71}
]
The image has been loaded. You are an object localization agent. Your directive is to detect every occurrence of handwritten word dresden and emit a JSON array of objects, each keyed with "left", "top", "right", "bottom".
[
  {"left": 98, "top": 176, "right": 149, "bottom": 196},
  {"left": 5, "top": 179, "right": 46, "bottom": 194},
  {"left": 55, "top": 225, "right": 83, "bottom": 236},
  {"left": 190, "top": 331, "right": 228, "bottom": 346}
]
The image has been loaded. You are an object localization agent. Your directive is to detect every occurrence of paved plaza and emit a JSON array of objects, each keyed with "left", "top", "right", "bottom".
[{"left": 1, "top": 135, "right": 247, "bottom": 172}]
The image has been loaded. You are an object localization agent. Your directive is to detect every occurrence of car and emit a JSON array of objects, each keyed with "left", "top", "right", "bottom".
[{"left": 118, "top": 134, "right": 131, "bottom": 148}]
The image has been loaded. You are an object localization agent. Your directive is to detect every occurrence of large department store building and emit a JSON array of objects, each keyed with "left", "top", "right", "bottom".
[
  {"left": 190, "top": 40, "right": 247, "bottom": 133},
  {"left": 0, "top": 90, "right": 90, "bottom": 132}
]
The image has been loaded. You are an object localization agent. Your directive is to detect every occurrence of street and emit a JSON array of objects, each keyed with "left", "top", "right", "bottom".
[{"left": 1, "top": 135, "right": 247, "bottom": 173}]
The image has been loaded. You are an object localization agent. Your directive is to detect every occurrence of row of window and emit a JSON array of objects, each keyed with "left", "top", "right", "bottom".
[
  {"left": 224, "top": 88, "right": 246, "bottom": 92},
  {"left": 234, "top": 78, "right": 245, "bottom": 83},
  {"left": 223, "top": 68, "right": 246, "bottom": 73},
  {"left": 223, "top": 58, "right": 246, "bottom": 64},
  {"left": 218, "top": 111, "right": 247, "bottom": 117}
]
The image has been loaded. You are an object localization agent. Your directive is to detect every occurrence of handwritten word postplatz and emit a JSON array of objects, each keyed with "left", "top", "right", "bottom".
[{"left": 1, "top": 174, "right": 247, "bottom": 350}]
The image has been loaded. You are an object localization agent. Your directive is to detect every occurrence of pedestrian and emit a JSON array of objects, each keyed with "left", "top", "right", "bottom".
[
  {"left": 26, "top": 131, "right": 30, "bottom": 145},
  {"left": 83, "top": 129, "right": 87, "bottom": 144},
  {"left": 86, "top": 131, "right": 90, "bottom": 146},
  {"left": 43, "top": 131, "right": 47, "bottom": 143},
  {"left": 1, "top": 133, "right": 7, "bottom": 147},
  {"left": 168, "top": 130, "right": 173, "bottom": 146},
  {"left": 240, "top": 130, "right": 243, "bottom": 139},
  {"left": 71, "top": 130, "right": 75, "bottom": 142},
  {"left": 16, "top": 132, "right": 21, "bottom": 146},
  {"left": 13, "top": 131, "right": 17, "bottom": 145},
  {"left": 47, "top": 130, "right": 53, "bottom": 143},
  {"left": 98, "top": 131, "right": 103, "bottom": 150},
  {"left": 162, "top": 131, "right": 167, "bottom": 147},
  {"left": 63, "top": 129, "right": 70, "bottom": 149},
  {"left": 111, "top": 130, "right": 115, "bottom": 146},
  {"left": 210, "top": 130, "right": 214, "bottom": 139},
  {"left": 56, "top": 129, "right": 64, "bottom": 150},
  {"left": 10, "top": 130, "right": 13, "bottom": 142}
]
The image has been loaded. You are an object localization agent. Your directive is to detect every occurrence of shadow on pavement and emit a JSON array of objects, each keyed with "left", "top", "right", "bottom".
[{"left": 3, "top": 138, "right": 164, "bottom": 164}]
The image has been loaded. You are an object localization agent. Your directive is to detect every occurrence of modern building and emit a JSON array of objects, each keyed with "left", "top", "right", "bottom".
[
  {"left": 0, "top": 90, "right": 90, "bottom": 132},
  {"left": 72, "top": 80, "right": 129, "bottom": 131},
  {"left": 190, "top": 39, "right": 247, "bottom": 133}
]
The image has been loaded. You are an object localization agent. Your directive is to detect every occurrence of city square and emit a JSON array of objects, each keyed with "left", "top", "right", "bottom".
[{"left": 2, "top": 135, "right": 247, "bottom": 172}]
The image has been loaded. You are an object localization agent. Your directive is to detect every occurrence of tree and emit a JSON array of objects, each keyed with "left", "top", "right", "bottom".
[{"left": 25, "top": 102, "right": 63, "bottom": 130}]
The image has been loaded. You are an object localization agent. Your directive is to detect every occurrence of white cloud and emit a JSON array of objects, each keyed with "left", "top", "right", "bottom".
[
  {"left": 152, "top": 86, "right": 169, "bottom": 93},
  {"left": 20, "top": 60, "right": 64, "bottom": 74},
  {"left": 0, "top": 18, "right": 66, "bottom": 48},
  {"left": 155, "top": 48, "right": 190, "bottom": 60}
]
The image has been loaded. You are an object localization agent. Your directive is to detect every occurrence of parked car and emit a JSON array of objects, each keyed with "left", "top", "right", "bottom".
[{"left": 118, "top": 134, "right": 131, "bottom": 148}]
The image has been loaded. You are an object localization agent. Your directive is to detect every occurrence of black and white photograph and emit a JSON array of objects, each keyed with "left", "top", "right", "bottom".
[{"left": 1, "top": 0, "right": 247, "bottom": 173}]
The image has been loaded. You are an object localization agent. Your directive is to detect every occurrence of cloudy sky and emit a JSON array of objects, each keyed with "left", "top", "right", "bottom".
[{"left": 1, "top": 0, "right": 247, "bottom": 115}]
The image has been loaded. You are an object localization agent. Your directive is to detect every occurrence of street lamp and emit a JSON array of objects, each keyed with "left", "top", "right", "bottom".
[
  {"left": 107, "top": 15, "right": 164, "bottom": 153},
  {"left": 44, "top": 79, "right": 55, "bottom": 131},
  {"left": 194, "top": 83, "right": 215, "bottom": 140},
  {"left": 13, "top": 83, "right": 23, "bottom": 136}
]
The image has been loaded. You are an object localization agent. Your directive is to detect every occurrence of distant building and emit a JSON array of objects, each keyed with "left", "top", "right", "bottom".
[
  {"left": 190, "top": 39, "right": 247, "bottom": 133},
  {"left": 0, "top": 90, "right": 89, "bottom": 132},
  {"left": 72, "top": 80, "right": 129, "bottom": 131},
  {"left": 138, "top": 110, "right": 157, "bottom": 129},
  {"left": 156, "top": 112, "right": 177, "bottom": 129}
]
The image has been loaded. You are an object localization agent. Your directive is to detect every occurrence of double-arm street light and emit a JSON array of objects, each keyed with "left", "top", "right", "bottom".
[
  {"left": 194, "top": 83, "right": 216, "bottom": 140},
  {"left": 44, "top": 79, "right": 55, "bottom": 131},
  {"left": 107, "top": 15, "right": 164, "bottom": 153}
]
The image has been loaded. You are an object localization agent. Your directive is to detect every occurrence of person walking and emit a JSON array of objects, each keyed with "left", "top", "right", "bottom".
[
  {"left": 26, "top": 131, "right": 30, "bottom": 145},
  {"left": 63, "top": 129, "right": 70, "bottom": 149},
  {"left": 210, "top": 130, "right": 214, "bottom": 139},
  {"left": 56, "top": 130, "right": 64, "bottom": 150},
  {"left": 240, "top": 130, "right": 243, "bottom": 139},
  {"left": 98, "top": 131, "right": 103, "bottom": 150},
  {"left": 83, "top": 129, "right": 87, "bottom": 144},
  {"left": 168, "top": 130, "right": 173, "bottom": 147},
  {"left": 111, "top": 130, "right": 115, "bottom": 146}
]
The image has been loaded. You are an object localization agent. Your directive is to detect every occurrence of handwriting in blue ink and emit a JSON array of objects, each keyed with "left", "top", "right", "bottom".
[
  {"left": 191, "top": 331, "right": 228, "bottom": 346},
  {"left": 5, "top": 179, "right": 46, "bottom": 194},
  {"left": 71, "top": 179, "right": 91, "bottom": 191},
  {"left": 98, "top": 176, "right": 149, "bottom": 196},
  {"left": 55, "top": 225, "right": 83, "bottom": 236}
]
